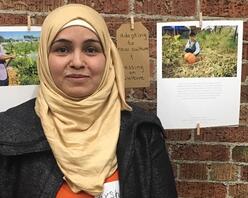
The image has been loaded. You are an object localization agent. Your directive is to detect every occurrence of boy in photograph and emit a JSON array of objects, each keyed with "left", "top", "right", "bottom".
[{"left": 184, "top": 31, "right": 201, "bottom": 56}]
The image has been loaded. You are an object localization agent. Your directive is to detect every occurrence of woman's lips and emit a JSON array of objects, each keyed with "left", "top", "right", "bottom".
[
  {"left": 65, "top": 74, "right": 90, "bottom": 83},
  {"left": 66, "top": 74, "right": 89, "bottom": 78}
]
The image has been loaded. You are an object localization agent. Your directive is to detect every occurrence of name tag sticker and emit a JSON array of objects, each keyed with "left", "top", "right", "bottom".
[{"left": 95, "top": 180, "right": 120, "bottom": 198}]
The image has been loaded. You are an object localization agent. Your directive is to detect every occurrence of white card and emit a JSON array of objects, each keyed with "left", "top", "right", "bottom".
[{"left": 95, "top": 180, "right": 120, "bottom": 198}]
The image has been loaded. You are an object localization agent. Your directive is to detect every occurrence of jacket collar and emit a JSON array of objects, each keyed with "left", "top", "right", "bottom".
[{"left": 117, "top": 109, "right": 135, "bottom": 186}]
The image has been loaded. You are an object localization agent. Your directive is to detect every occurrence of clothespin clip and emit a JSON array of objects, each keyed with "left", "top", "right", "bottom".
[
  {"left": 196, "top": 123, "right": 201, "bottom": 135},
  {"left": 130, "top": 15, "right": 134, "bottom": 30},
  {"left": 199, "top": 11, "right": 203, "bottom": 28},
  {"left": 31, "top": 16, "right": 37, "bottom": 26},
  {"left": 27, "top": 14, "right": 31, "bottom": 31},
  {"left": 197, "top": 0, "right": 203, "bottom": 28}
]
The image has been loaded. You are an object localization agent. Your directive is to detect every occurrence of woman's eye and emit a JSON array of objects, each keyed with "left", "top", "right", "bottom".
[
  {"left": 84, "top": 46, "right": 98, "bottom": 55},
  {"left": 50, "top": 43, "right": 72, "bottom": 55},
  {"left": 54, "top": 47, "right": 70, "bottom": 55},
  {"left": 83, "top": 42, "right": 103, "bottom": 56},
  {"left": 58, "top": 47, "right": 68, "bottom": 53}
]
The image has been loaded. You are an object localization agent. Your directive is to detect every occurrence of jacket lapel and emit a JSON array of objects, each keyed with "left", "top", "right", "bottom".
[{"left": 117, "top": 109, "right": 136, "bottom": 195}]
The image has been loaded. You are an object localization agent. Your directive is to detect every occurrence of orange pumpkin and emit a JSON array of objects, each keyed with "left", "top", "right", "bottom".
[{"left": 184, "top": 53, "right": 196, "bottom": 64}]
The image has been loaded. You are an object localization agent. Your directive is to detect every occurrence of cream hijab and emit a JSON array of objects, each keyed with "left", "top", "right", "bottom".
[{"left": 35, "top": 4, "right": 131, "bottom": 196}]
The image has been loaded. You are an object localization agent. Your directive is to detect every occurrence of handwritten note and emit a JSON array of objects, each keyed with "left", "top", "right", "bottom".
[{"left": 117, "top": 22, "right": 150, "bottom": 88}]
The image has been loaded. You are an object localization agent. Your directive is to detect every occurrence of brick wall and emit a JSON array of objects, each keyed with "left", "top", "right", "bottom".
[{"left": 1, "top": 0, "right": 247, "bottom": 197}]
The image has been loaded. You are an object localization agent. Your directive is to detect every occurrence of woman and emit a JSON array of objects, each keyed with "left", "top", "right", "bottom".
[{"left": 0, "top": 4, "right": 177, "bottom": 198}]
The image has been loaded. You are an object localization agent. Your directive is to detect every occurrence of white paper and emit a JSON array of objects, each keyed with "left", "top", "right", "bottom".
[
  {"left": 157, "top": 20, "right": 243, "bottom": 129},
  {"left": 0, "top": 85, "right": 38, "bottom": 112},
  {"left": 0, "top": 26, "right": 41, "bottom": 112},
  {"left": 95, "top": 180, "right": 120, "bottom": 198}
]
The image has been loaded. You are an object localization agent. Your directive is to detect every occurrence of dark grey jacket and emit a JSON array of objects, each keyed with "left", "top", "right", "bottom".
[{"left": 0, "top": 99, "right": 177, "bottom": 198}]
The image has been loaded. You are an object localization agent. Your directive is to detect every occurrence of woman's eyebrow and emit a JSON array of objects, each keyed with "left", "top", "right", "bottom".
[
  {"left": 51, "top": 39, "right": 71, "bottom": 45},
  {"left": 51, "top": 38, "right": 101, "bottom": 46},
  {"left": 83, "top": 39, "right": 101, "bottom": 44}
]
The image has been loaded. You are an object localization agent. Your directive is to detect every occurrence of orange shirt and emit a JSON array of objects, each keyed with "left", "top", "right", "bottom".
[{"left": 56, "top": 170, "right": 119, "bottom": 198}]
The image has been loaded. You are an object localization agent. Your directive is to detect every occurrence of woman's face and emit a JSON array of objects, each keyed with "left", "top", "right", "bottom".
[{"left": 48, "top": 26, "right": 106, "bottom": 98}]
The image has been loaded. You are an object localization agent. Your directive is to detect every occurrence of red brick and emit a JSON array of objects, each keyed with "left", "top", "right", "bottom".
[
  {"left": 171, "top": 162, "right": 178, "bottom": 178},
  {"left": 0, "top": 13, "right": 45, "bottom": 26},
  {"left": 244, "top": 22, "right": 248, "bottom": 41},
  {"left": 68, "top": 0, "right": 129, "bottom": 14},
  {"left": 240, "top": 105, "right": 248, "bottom": 125},
  {"left": 135, "top": 0, "right": 196, "bottom": 16},
  {"left": 177, "top": 181, "right": 227, "bottom": 198},
  {"left": 143, "top": 81, "right": 156, "bottom": 100},
  {"left": 140, "top": 19, "right": 158, "bottom": 39},
  {"left": 232, "top": 146, "right": 248, "bottom": 162},
  {"left": 243, "top": 43, "right": 248, "bottom": 60},
  {"left": 127, "top": 100, "right": 156, "bottom": 113},
  {"left": 171, "top": 144, "right": 229, "bottom": 161},
  {"left": 164, "top": 129, "right": 192, "bottom": 141},
  {"left": 0, "top": 14, "right": 26, "bottom": 25},
  {"left": 149, "top": 59, "right": 156, "bottom": 81},
  {"left": 229, "top": 184, "right": 248, "bottom": 197},
  {"left": 135, "top": 0, "right": 172, "bottom": 15},
  {"left": 179, "top": 163, "right": 207, "bottom": 180},
  {"left": 171, "top": 0, "right": 197, "bottom": 16},
  {"left": 194, "top": 126, "right": 248, "bottom": 143},
  {"left": 149, "top": 38, "right": 156, "bottom": 58},
  {"left": 0, "top": 14, "right": 45, "bottom": 25},
  {"left": 241, "top": 166, "right": 248, "bottom": 181},
  {"left": 0, "top": 0, "right": 64, "bottom": 12},
  {"left": 202, "top": 0, "right": 248, "bottom": 17},
  {"left": 105, "top": 17, "right": 127, "bottom": 38},
  {"left": 242, "top": 63, "right": 248, "bottom": 82},
  {"left": 131, "top": 88, "right": 147, "bottom": 100},
  {"left": 125, "top": 88, "right": 143, "bottom": 100},
  {"left": 210, "top": 163, "right": 238, "bottom": 181},
  {"left": 125, "top": 81, "right": 156, "bottom": 100},
  {"left": 241, "top": 84, "right": 248, "bottom": 103}
]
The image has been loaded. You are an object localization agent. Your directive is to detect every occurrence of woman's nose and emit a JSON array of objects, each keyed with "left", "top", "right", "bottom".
[{"left": 71, "top": 50, "right": 85, "bottom": 69}]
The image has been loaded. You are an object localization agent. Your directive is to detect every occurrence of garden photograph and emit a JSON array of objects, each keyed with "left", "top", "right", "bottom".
[
  {"left": 162, "top": 24, "right": 238, "bottom": 78},
  {"left": 0, "top": 29, "right": 40, "bottom": 85}
]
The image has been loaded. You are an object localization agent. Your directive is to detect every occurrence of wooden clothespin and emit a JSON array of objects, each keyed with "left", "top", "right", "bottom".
[
  {"left": 199, "top": 11, "right": 203, "bottom": 28},
  {"left": 31, "top": 16, "right": 37, "bottom": 26},
  {"left": 196, "top": 123, "right": 201, "bottom": 135},
  {"left": 197, "top": 0, "right": 203, "bottom": 28},
  {"left": 130, "top": 15, "right": 134, "bottom": 30},
  {"left": 27, "top": 14, "right": 31, "bottom": 31}
]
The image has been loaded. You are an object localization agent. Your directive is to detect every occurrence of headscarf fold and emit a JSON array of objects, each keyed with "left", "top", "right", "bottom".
[{"left": 35, "top": 4, "right": 131, "bottom": 196}]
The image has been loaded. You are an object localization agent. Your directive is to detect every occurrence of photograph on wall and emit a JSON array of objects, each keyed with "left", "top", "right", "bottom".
[
  {"left": 162, "top": 24, "right": 238, "bottom": 78},
  {"left": 0, "top": 26, "right": 41, "bottom": 112},
  {"left": 157, "top": 20, "right": 243, "bottom": 129}
]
